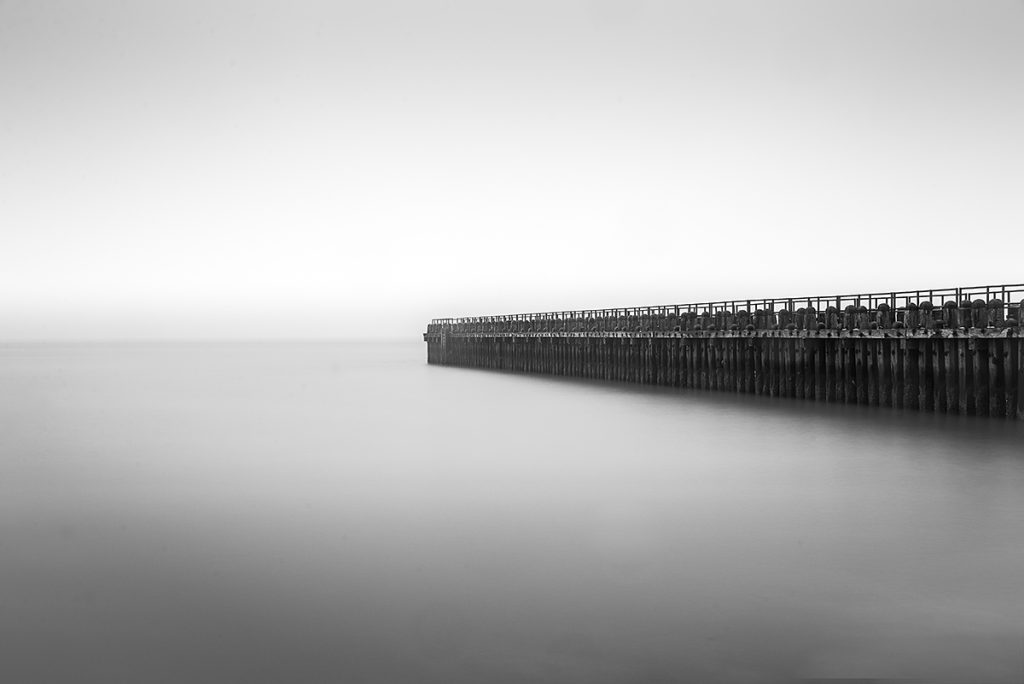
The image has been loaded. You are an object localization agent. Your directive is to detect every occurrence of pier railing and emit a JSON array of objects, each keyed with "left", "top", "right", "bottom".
[{"left": 427, "top": 283, "right": 1024, "bottom": 334}]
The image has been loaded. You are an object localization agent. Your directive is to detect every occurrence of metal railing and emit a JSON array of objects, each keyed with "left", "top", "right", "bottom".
[{"left": 427, "top": 282, "right": 1024, "bottom": 333}]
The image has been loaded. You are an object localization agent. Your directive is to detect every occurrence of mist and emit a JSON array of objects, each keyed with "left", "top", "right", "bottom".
[{"left": 3, "top": 0, "right": 1023, "bottom": 339}]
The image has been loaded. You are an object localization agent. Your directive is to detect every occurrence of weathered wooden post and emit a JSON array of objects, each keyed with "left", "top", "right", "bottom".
[
  {"left": 905, "top": 302, "right": 919, "bottom": 331},
  {"left": 875, "top": 302, "right": 892, "bottom": 329},
  {"left": 1015, "top": 333, "right": 1024, "bottom": 420},
  {"left": 941, "top": 301, "right": 958, "bottom": 329},
  {"left": 988, "top": 299, "right": 1005, "bottom": 328},
  {"left": 777, "top": 308, "right": 792, "bottom": 332},
  {"left": 823, "top": 306, "right": 838, "bottom": 330},
  {"left": 919, "top": 300, "right": 935, "bottom": 331},
  {"left": 920, "top": 334, "right": 934, "bottom": 412},
  {"left": 974, "top": 335, "right": 989, "bottom": 416},
  {"left": 991, "top": 334, "right": 1007, "bottom": 418},
  {"left": 972, "top": 299, "right": 988, "bottom": 329},
  {"left": 958, "top": 300, "right": 973, "bottom": 331}
]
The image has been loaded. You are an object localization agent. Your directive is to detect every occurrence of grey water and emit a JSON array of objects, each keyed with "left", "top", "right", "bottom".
[{"left": 1, "top": 340, "right": 1022, "bottom": 683}]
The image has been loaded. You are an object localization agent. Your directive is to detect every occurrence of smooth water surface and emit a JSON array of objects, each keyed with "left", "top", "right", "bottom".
[{"left": 1, "top": 341, "right": 1022, "bottom": 683}]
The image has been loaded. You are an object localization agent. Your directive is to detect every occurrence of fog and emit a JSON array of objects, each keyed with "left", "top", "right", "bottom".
[
  {"left": 3, "top": 1, "right": 1023, "bottom": 340},
  {"left": 4, "top": 341, "right": 1024, "bottom": 681}
]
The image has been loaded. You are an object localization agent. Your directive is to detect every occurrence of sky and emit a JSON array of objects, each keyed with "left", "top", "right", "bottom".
[{"left": 2, "top": 0, "right": 1023, "bottom": 340}]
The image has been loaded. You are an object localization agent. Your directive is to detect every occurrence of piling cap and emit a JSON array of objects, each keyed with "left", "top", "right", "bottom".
[
  {"left": 943, "top": 300, "right": 957, "bottom": 309},
  {"left": 796, "top": 307, "right": 806, "bottom": 315},
  {"left": 737, "top": 309, "right": 749, "bottom": 316},
  {"left": 805, "top": 305, "right": 816, "bottom": 314},
  {"left": 826, "top": 306, "right": 838, "bottom": 314},
  {"left": 920, "top": 300, "right": 933, "bottom": 310},
  {"left": 988, "top": 298, "right": 1004, "bottom": 308},
  {"left": 876, "top": 303, "right": 890, "bottom": 312},
  {"left": 844, "top": 305, "right": 856, "bottom": 313},
  {"left": 972, "top": 299, "right": 986, "bottom": 308},
  {"left": 907, "top": 302, "right": 919, "bottom": 310},
  {"left": 856, "top": 305, "right": 868, "bottom": 313}
]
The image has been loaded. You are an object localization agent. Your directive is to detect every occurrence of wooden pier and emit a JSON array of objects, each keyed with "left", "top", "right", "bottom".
[{"left": 424, "top": 284, "right": 1024, "bottom": 419}]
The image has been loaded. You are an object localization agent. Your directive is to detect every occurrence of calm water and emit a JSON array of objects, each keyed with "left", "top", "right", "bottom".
[{"left": 1, "top": 340, "right": 1022, "bottom": 683}]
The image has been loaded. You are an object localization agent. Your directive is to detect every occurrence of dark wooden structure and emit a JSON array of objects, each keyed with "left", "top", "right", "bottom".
[{"left": 424, "top": 283, "right": 1024, "bottom": 419}]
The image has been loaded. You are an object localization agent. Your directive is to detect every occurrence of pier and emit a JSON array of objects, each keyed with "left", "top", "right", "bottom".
[{"left": 425, "top": 283, "right": 1024, "bottom": 419}]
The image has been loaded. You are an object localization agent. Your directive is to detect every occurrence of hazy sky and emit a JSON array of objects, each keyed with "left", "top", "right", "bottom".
[{"left": 3, "top": 1, "right": 1023, "bottom": 339}]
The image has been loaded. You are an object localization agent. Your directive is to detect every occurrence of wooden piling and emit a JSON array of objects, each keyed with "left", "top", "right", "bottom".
[
  {"left": 866, "top": 338, "right": 878, "bottom": 406},
  {"left": 825, "top": 335, "right": 837, "bottom": 402},
  {"left": 902, "top": 338, "right": 917, "bottom": 410},
  {"left": 880, "top": 337, "right": 893, "bottom": 408},
  {"left": 1017, "top": 335, "right": 1024, "bottom": 420},
  {"left": 974, "top": 338, "right": 989, "bottom": 417},
  {"left": 991, "top": 337, "right": 1006, "bottom": 418}
]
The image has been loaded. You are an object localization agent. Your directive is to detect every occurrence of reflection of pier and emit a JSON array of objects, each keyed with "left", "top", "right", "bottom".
[{"left": 424, "top": 283, "right": 1024, "bottom": 419}]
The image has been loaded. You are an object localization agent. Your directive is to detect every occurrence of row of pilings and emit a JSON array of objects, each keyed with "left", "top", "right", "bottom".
[
  {"left": 427, "top": 299, "right": 1023, "bottom": 335},
  {"left": 424, "top": 332, "right": 1024, "bottom": 419}
]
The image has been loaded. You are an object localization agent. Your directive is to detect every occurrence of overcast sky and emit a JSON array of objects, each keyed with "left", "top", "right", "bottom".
[{"left": 2, "top": 0, "right": 1022, "bottom": 339}]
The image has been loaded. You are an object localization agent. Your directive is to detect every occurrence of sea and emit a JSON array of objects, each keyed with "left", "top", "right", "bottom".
[{"left": 1, "top": 340, "right": 1022, "bottom": 683}]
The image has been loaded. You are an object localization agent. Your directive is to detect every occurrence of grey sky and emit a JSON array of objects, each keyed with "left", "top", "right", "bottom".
[{"left": 2, "top": 1, "right": 1022, "bottom": 339}]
